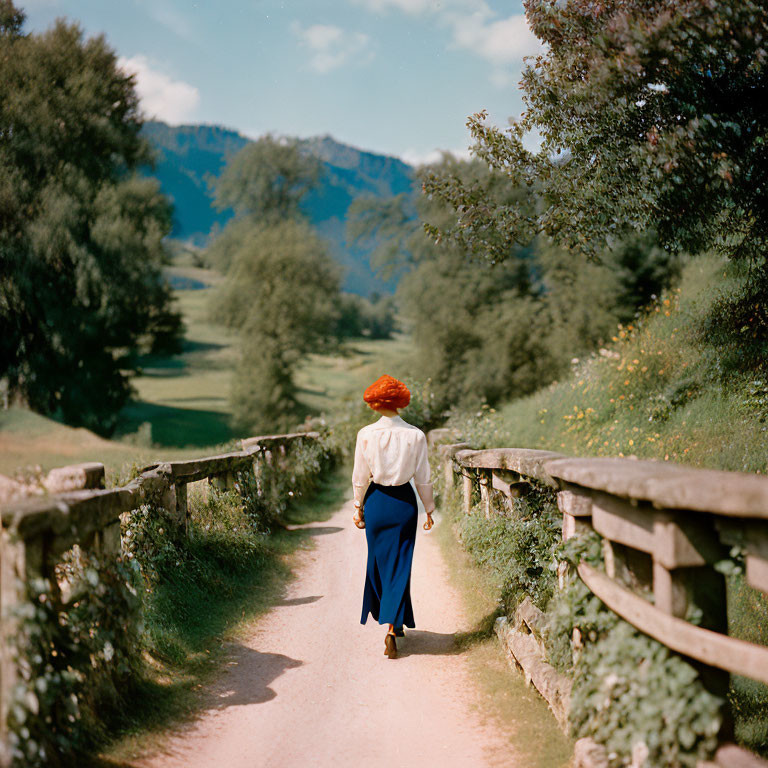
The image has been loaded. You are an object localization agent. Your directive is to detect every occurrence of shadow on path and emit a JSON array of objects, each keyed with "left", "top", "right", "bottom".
[
  {"left": 199, "top": 645, "right": 304, "bottom": 711},
  {"left": 275, "top": 595, "right": 323, "bottom": 607},
  {"left": 285, "top": 525, "right": 344, "bottom": 537},
  {"left": 394, "top": 630, "right": 462, "bottom": 658},
  {"left": 391, "top": 609, "right": 502, "bottom": 659}
]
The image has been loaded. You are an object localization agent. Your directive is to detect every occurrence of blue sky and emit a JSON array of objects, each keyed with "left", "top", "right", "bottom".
[{"left": 22, "top": 0, "right": 542, "bottom": 164}]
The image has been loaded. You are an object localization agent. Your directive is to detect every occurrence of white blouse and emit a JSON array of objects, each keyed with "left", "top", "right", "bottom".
[{"left": 352, "top": 414, "right": 435, "bottom": 512}]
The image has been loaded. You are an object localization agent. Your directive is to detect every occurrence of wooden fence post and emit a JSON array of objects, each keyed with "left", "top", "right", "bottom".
[
  {"left": 479, "top": 472, "right": 491, "bottom": 518},
  {"left": 443, "top": 454, "right": 454, "bottom": 492},
  {"left": 0, "top": 527, "right": 51, "bottom": 768},
  {"left": 463, "top": 472, "right": 473, "bottom": 514},
  {"left": 0, "top": 528, "right": 23, "bottom": 768}
]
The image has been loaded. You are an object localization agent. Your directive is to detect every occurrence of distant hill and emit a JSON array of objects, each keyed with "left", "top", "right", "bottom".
[{"left": 142, "top": 121, "right": 415, "bottom": 295}]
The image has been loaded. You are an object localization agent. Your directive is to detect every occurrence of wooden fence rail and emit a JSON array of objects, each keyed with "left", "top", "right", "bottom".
[
  {"left": 0, "top": 430, "right": 320, "bottom": 767},
  {"left": 431, "top": 436, "right": 768, "bottom": 768}
]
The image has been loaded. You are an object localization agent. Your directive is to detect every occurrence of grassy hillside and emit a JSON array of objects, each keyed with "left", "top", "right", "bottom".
[
  {"left": 445, "top": 253, "right": 768, "bottom": 757},
  {"left": 0, "top": 408, "right": 154, "bottom": 480},
  {"left": 295, "top": 334, "right": 418, "bottom": 415},
  {"left": 448, "top": 254, "right": 768, "bottom": 474}
]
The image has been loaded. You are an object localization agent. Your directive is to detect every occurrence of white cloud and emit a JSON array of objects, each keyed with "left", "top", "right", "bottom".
[
  {"left": 489, "top": 69, "right": 516, "bottom": 88},
  {"left": 400, "top": 146, "right": 472, "bottom": 167},
  {"left": 352, "top": 0, "right": 487, "bottom": 14},
  {"left": 292, "top": 23, "right": 372, "bottom": 74},
  {"left": 352, "top": 0, "right": 450, "bottom": 13},
  {"left": 118, "top": 55, "right": 200, "bottom": 125},
  {"left": 449, "top": 12, "right": 543, "bottom": 67},
  {"left": 350, "top": 0, "right": 543, "bottom": 86}
]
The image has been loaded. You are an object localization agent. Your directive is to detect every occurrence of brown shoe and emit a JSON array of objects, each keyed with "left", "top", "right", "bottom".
[{"left": 384, "top": 632, "right": 397, "bottom": 659}]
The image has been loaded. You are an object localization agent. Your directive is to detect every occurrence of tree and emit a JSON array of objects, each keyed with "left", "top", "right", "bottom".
[
  {"left": 211, "top": 220, "right": 340, "bottom": 348},
  {"left": 0, "top": 5, "right": 181, "bottom": 434},
  {"left": 350, "top": 155, "right": 677, "bottom": 411},
  {"left": 214, "top": 135, "right": 321, "bottom": 223},
  {"left": 332, "top": 293, "right": 398, "bottom": 340},
  {"left": 208, "top": 137, "right": 341, "bottom": 433},
  {"left": 424, "top": 0, "right": 768, "bottom": 275},
  {"left": 224, "top": 219, "right": 341, "bottom": 433},
  {"left": 349, "top": 157, "right": 542, "bottom": 408}
]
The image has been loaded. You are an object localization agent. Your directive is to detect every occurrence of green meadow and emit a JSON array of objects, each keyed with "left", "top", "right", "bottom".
[{"left": 1, "top": 257, "right": 415, "bottom": 478}]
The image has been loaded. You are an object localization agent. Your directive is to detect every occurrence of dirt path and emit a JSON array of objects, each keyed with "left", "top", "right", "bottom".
[{"left": 135, "top": 495, "right": 514, "bottom": 768}]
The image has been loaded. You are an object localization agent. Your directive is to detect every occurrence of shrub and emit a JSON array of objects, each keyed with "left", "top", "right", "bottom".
[
  {"left": 570, "top": 621, "right": 722, "bottom": 768},
  {"left": 457, "top": 484, "right": 562, "bottom": 614},
  {"left": 8, "top": 437, "right": 335, "bottom": 766},
  {"left": 9, "top": 554, "right": 142, "bottom": 767}
]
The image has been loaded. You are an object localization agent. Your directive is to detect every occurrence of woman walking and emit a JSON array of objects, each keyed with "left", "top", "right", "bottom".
[{"left": 351, "top": 374, "right": 436, "bottom": 659}]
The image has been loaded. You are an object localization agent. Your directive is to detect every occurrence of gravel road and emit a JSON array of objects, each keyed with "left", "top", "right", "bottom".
[{"left": 135, "top": 495, "right": 513, "bottom": 768}]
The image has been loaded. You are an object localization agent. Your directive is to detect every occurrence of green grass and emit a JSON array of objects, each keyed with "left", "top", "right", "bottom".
[
  {"left": 445, "top": 252, "right": 768, "bottom": 758},
  {"left": 295, "top": 332, "right": 418, "bottom": 414},
  {"left": 117, "top": 400, "right": 233, "bottom": 449},
  {"left": 118, "top": 283, "right": 241, "bottom": 447},
  {"left": 0, "top": 406, "right": 235, "bottom": 482},
  {"left": 0, "top": 407, "right": 158, "bottom": 479},
  {"left": 435, "top": 490, "right": 574, "bottom": 768},
  {"left": 449, "top": 254, "right": 768, "bottom": 473},
  {"left": 98, "top": 464, "right": 349, "bottom": 765}
]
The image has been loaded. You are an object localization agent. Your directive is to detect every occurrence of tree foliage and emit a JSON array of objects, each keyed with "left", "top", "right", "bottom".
[
  {"left": 349, "top": 155, "right": 676, "bottom": 411},
  {"left": 208, "top": 137, "right": 341, "bottom": 433},
  {"left": 214, "top": 135, "right": 321, "bottom": 222},
  {"left": 211, "top": 220, "right": 340, "bottom": 352},
  {"left": 0, "top": 4, "right": 181, "bottom": 434},
  {"left": 332, "top": 292, "right": 397, "bottom": 340},
  {"left": 424, "top": 0, "right": 768, "bottom": 273}
]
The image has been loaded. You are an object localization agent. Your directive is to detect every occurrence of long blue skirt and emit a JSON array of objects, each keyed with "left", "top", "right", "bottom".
[{"left": 360, "top": 481, "right": 418, "bottom": 628}]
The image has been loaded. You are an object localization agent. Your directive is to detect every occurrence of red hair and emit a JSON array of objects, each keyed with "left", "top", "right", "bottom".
[{"left": 363, "top": 375, "right": 410, "bottom": 411}]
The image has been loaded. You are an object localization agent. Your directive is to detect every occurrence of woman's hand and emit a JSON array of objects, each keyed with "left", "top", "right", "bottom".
[
  {"left": 353, "top": 506, "right": 365, "bottom": 529},
  {"left": 423, "top": 511, "right": 435, "bottom": 531}
]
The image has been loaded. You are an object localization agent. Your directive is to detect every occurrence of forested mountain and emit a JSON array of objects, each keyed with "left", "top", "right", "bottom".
[{"left": 142, "top": 121, "right": 414, "bottom": 295}]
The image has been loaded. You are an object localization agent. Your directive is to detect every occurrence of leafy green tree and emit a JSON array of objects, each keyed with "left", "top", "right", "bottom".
[
  {"left": 208, "top": 138, "right": 341, "bottom": 433},
  {"left": 214, "top": 135, "right": 321, "bottom": 223},
  {"left": 211, "top": 220, "right": 340, "bottom": 346},
  {"left": 397, "top": 246, "right": 555, "bottom": 408},
  {"left": 423, "top": 0, "right": 768, "bottom": 274},
  {"left": 0, "top": 3, "right": 181, "bottom": 434},
  {"left": 332, "top": 293, "right": 397, "bottom": 340},
  {"left": 350, "top": 155, "right": 677, "bottom": 410},
  {"left": 350, "top": 154, "right": 531, "bottom": 276},
  {"left": 349, "top": 157, "right": 542, "bottom": 408}
]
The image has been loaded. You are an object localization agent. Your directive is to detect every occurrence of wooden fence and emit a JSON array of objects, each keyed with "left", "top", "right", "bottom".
[
  {"left": 0, "top": 430, "right": 319, "bottom": 767},
  {"left": 431, "top": 435, "right": 768, "bottom": 768}
]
